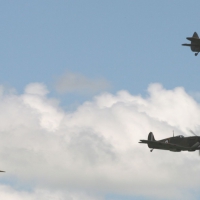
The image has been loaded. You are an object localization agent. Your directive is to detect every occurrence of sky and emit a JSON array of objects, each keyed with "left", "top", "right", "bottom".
[{"left": 1, "top": 1, "right": 200, "bottom": 200}]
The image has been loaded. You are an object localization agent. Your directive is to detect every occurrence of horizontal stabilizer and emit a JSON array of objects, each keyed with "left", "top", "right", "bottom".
[
  {"left": 187, "top": 37, "right": 200, "bottom": 44},
  {"left": 139, "top": 140, "right": 158, "bottom": 144},
  {"left": 182, "top": 43, "right": 200, "bottom": 47},
  {"left": 182, "top": 43, "right": 192, "bottom": 46},
  {"left": 186, "top": 37, "right": 200, "bottom": 42}
]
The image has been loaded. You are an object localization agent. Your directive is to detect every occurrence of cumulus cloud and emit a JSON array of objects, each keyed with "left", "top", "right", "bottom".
[
  {"left": 0, "top": 185, "right": 101, "bottom": 200},
  {"left": 55, "top": 71, "right": 111, "bottom": 94},
  {"left": 0, "top": 82, "right": 200, "bottom": 199}
]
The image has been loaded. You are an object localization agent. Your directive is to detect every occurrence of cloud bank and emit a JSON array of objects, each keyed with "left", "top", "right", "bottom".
[{"left": 0, "top": 83, "right": 200, "bottom": 199}]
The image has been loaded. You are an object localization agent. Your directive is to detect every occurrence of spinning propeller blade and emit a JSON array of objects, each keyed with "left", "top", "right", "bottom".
[
  {"left": 189, "top": 129, "right": 200, "bottom": 156},
  {"left": 189, "top": 129, "right": 197, "bottom": 136}
]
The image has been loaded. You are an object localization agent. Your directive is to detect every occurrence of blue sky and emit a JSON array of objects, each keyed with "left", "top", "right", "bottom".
[
  {"left": 1, "top": 1, "right": 200, "bottom": 97},
  {"left": 1, "top": 1, "right": 200, "bottom": 200}
]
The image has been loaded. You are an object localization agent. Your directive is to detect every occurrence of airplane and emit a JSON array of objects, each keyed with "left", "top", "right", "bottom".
[
  {"left": 139, "top": 131, "right": 200, "bottom": 154},
  {"left": 182, "top": 32, "right": 200, "bottom": 56}
]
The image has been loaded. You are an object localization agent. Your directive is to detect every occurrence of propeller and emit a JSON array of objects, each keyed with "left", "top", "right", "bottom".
[
  {"left": 189, "top": 129, "right": 200, "bottom": 156},
  {"left": 189, "top": 129, "right": 197, "bottom": 136}
]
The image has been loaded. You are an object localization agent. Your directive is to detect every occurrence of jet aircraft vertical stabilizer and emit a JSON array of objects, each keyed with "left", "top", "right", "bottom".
[{"left": 193, "top": 32, "right": 199, "bottom": 38}]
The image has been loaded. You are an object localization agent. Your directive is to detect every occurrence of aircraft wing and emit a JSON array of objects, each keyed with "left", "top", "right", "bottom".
[
  {"left": 186, "top": 37, "right": 200, "bottom": 44},
  {"left": 139, "top": 140, "right": 189, "bottom": 150},
  {"left": 182, "top": 43, "right": 200, "bottom": 47}
]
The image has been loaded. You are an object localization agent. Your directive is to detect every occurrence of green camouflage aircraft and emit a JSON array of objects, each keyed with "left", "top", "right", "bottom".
[
  {"left": 139, "top": 131, "right": 200, "bottom": 154},
  {"left": 182, "top": 32, "right": 200, "bottom": 56}
]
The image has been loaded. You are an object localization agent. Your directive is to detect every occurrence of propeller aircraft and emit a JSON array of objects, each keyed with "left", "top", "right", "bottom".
[{"left": 139, "top": 131, "right": 200, "bottom": 155}]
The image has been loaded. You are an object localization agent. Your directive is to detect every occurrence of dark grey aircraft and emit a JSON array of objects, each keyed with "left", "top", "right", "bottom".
[
  {"left": 139, "top": 131, "right": 200, "bottom": 154},
  {"left": 182, "top": 32, "right": 200, "bottom": 56}
]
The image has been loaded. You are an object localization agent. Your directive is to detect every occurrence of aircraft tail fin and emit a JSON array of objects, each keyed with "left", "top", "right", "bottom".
[
  {"left": 193, "top": 32, "right": 199, "bottom": 38},
  {"left": 148, "top": 132, "right": 156, "bottom": 141}
]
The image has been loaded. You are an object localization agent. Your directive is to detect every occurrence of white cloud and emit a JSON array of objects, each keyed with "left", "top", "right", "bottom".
[
  {"left": 0, "top": 185, "right": 101, "bottom": 200},
  {"left": 25, "top": 83, "right": 49, "bottom": 96},
  {"left": 55, "top": 72, "right": 111, "bottom": 94},
  {"left": 0, "top": 82, "right": 200, "bottom": 199}
]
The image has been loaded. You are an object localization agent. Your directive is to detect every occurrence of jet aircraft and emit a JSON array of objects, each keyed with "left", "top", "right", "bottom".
[
  {"left": 139, "top": 131, "right": 200, "bottom": 154},
  {"left": 182, "top": 32, "right": 200, "bottom": 56}
]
